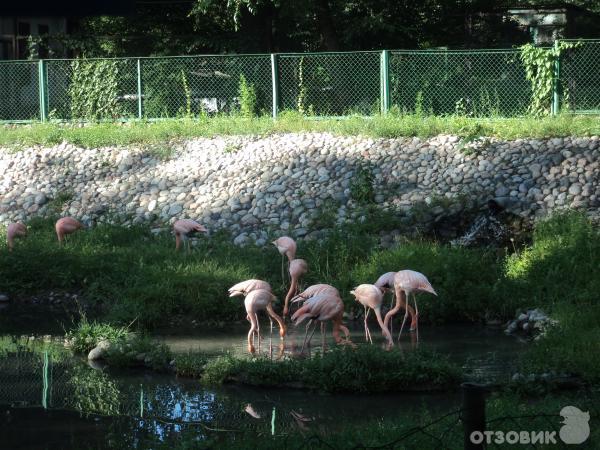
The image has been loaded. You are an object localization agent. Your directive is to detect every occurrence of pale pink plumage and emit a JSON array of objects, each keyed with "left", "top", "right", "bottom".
[
  {"left": 350, "top": 284, "right": 393, "bottom": 346},
  {"left": 7, "top": 222, "right": 27, "bottom": 251},
  {"left": 283, "top": 258, "right": 308, "bottom": 317},
  {"left": 244, "top": 288, "right": 286, "bottom": 353},
  {"left": 55, "top": 217, "right": 84, "bottom": 244},
  {"left": 384, "top": 270, "right": 437, "bottom": 341},
  {"left": 228, "top": 279, "right": 272, "bottom": 297},
  {"left": 272, "top": 236, "right": 296, "bottom": 262},
  {"left": 291, "top": 292, "right": 351, "bottom": 349},
  {"left": 291, "top": 283, "right": 339, "bottom": 304},
  {"left": 173, "top": 219, "right": 207, "bottom": 251},
  {"left": 374, "top": 272, "right": 396, "bottom": 292}
]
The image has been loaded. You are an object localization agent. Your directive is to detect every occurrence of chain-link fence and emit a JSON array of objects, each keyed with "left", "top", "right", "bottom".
[
  {"left": 560, "top": 40, "right": 600, "bottom": 114},
  {"left": 389, "top": 49, "right": 531, "bottom": 116},
  {"left": 0, "top": 41, "right": 599, "bottom": 123},
  {"left": 0, "top": 60, "right": 40, "bottom": 121},
  {"left": 278, "top": 51, "right": 381, "bottom": 116}
]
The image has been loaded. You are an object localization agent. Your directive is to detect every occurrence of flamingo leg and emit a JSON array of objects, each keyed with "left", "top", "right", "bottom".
[
  {"left": 257, "top": 317, "right": 261, "bottom": 354},
  {"left": 389, "top": 295, "right": 395, "bottom": 335},
  {"left": 363, "top": 306, "right": 369, "bottom": 342},
  {"left": 300, "top": 319, "right": 313, "bottom": 352},
  {"left": 397, "top": 291, "right": 410, "bottom": 342},
  {"left": 365, "top": 308, "right": 373, "bottom": 344},
  {"left": 413, "top": 296, "right": 419, "bottom": 343},
  {"left": 301, "top": 321, "right": 318, "bottom": 353},
  {"left": 410, "top": 294, "right": 420, "bottom": 332},
  {"left": 320, "top": 322, "right": 326, "bottom": 352},
  {"left": 247, "top": 313, "right": 258, "bottom": 353}
]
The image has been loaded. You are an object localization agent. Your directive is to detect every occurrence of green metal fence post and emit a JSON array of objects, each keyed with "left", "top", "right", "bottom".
[
  {"left": 41, "top": 350, "right": 49, "bottom": 409},
  {"left": 271, "top": 54, "right": 279, "bottom": 119},
  {"left": 38, "top": 60, "right": 48, "bottom": 122},
  {"left": 137, "top": 58, "right": 143, "bottom": 119},
  {"left": 380, "top": 50, "right": 390, "bottom": 114},
  {"left": 552, "top": 40, "right": 561, "bottom": 116}
]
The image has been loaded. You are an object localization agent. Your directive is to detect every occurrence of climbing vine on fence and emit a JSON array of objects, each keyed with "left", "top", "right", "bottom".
[
  {"left": 519, "top": 41, "right": 580, "bottom": 116},
  {"left": 69, "top": 59, "right": 124, "bottom": 120}
]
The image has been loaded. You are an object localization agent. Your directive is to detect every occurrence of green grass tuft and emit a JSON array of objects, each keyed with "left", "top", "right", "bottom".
[
  {"left": 1, "top": 114, "right": 599, "bottom": 150},
  {"left": 202, "top": 346, "right": 462, "bottom": 393}
]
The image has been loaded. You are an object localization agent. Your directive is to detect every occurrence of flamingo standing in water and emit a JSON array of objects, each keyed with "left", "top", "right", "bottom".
[
  {"left": 229, "top": 279, "right": 283, "bottom": 353},
  {"left": 243, "top": 289, "right": 286, "bottom": 353},
  {"left": 283, "top": 258, "right": 308, "bottom": 318},
  {"left": 173, "top": 219, "right": 207, "bottom": 252},
  {"left": 291, "top": 292, "right": 351, "bottom": 352},
  {"left": 272, "top": 236, "right": 296, "bottom": 285},
  {"left": 384, "top": 270, "right": 437, "bottom": 341},
  {"left": 55, "top": 217, "right": 84, "bottom": 245},
  {"left": 291, "top": 283, "right": 340, "bottom": 348},
  {"left": 6, "top": 222, "right": 27, "bottom": 251},
  {"left": 350, "top": 284, "right": 393, "bottom": 347},
  {"left": 374, "top": 271, "right": 417, "bottom": 335}
]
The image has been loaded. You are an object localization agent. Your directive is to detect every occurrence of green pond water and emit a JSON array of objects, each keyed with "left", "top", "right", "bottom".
[{"left": 0, "top": 304, "right": 526, "bottom": 449}]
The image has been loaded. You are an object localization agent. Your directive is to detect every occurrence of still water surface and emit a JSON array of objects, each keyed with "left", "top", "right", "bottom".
[{"left": 0, "top": 317, "right": 524, "bottom": 449}]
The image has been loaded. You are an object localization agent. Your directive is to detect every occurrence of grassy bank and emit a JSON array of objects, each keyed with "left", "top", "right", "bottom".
[
  {"left": 1, "top": 113, "right": 600, "bottom": 149},
  {"left": 1, "top": 211, "right": 599, "bottom": 381},
  {"left": 201, "top": 346, "right": 461, "bottom": 392}
]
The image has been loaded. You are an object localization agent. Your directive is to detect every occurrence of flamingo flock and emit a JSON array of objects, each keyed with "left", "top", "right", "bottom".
[
  {"left": 4, "top": 218, "right": 437, "bottom": 355},
  {"left": 231, "top": 234, "right": 437, "bottom": 354}
]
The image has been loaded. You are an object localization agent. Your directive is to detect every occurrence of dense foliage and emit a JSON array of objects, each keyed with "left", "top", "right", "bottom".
[{"left": 31, "top": 0, "right": 600, "bottom": 58}]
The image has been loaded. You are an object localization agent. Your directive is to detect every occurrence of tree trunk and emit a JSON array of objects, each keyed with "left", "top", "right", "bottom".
[{"left": 315, "top": 0, "right": 339, "bottom": 51}]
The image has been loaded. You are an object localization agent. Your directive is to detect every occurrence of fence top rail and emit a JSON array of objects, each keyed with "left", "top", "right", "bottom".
[
  {"left": 559, "top": 38, "right": 600, "bottom": 42},
  {"left": 0, "top": 53, "right": 274, "bottom": 64},
  {"left": 392, "top": 48, "right": 521, "bottom": 53}
]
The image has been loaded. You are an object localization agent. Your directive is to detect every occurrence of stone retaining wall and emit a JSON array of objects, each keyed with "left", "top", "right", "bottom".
[{"left": 1, "top": 133, "right": 598, "bottom": 245}]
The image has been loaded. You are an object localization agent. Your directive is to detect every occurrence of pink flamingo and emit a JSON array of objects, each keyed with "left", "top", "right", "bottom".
[
  {"left": 291, "top": 283, "right": 340, "bottom": 347},
  {"left": 291, "top": 284, "right": 339, "bottom": 302},
  {"left": 374, "top": 271, "right": 417, "bottom": 334},
  {"left": 291, "top": 292, "right": 351, "bottom": 352},
  {"left": 228, "top": 279, "right": 272, "bottom": 297},
  {"left": 272, "top": 236, "right": 296, "bottom": 262},
  {"left": 243, "top": 289, "right": 286, "bottom": 354},
  {"left": 6, "top": 222, "right": 27, "bottom": 251},
  {"left": 173, "top": 219, "right": 207, "bottom": 252},
  {"left": 273, "top": 236, "right": 297, "bottom": 285},
  {"left": 384, "top": 270, "right": 437, "bottom": 341},
  {"left": 283, "top": 258, "right": 308, "bottom": 318},
  {"left": 350, "top": 284, "right": 393, "bottom": 347},
  {"left": 55, "top": 217, "right": 84, "bottom": 245}
]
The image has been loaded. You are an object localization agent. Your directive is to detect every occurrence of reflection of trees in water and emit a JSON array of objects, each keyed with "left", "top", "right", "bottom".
[{"left": 0, "top": 347, "right": 309, "bottom": 443}]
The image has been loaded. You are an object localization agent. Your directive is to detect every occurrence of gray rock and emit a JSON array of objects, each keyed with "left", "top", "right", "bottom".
[
  {"left": 168, "top": 204, "right": 183, "bottom": 216},
  {"left": 34, "top": 193, "right": 47, "bottom": 205}
]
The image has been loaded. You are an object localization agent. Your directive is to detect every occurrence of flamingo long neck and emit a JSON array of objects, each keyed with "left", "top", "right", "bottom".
[
  {"left": 374, "top": 307, "right": 392, "bottom": 344},
  {"left": 284, "top": 276, "right": 298, "bottom": 315}
]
